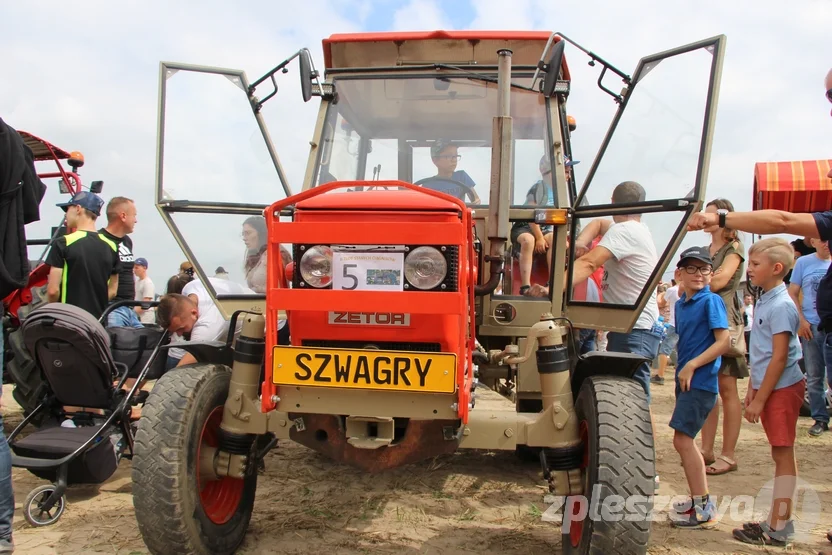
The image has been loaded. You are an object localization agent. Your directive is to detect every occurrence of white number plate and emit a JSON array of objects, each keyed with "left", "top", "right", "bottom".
[{"left": 332, "top": 250, "right": 405, "bottom": 291}]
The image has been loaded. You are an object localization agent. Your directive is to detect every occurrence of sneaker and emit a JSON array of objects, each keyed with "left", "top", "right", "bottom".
[
  {"left": 733, "top": 520, "right": 794, "bottom": 546},
  {"left": 670, "top": 499, "right": 717, "bottom": 529},
  {"left": 0, "top": 537, "right": 14, "bottom": 554},
  {"left": 650, "top": 375, "right": 665, "bottom": 385},
  {"left": 808, "top": 421, "right": 829, "bottom": 437},
  {"left": 671, "top": 496, "right": 694, "bottom": 515}
]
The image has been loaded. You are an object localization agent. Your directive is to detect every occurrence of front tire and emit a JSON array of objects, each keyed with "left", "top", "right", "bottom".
[
  {"left": 132, "top": 364, "right": 257, "bottom": 555},
  {"left": 562, "top": 376, "right": 654, "bottom": 555}
]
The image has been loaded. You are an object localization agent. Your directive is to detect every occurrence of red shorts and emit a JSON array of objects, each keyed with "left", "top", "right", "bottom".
[{"left": 760, "top": 380, "right": 805, "bottom": 447}]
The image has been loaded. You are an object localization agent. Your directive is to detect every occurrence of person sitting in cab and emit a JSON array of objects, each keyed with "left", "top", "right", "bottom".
[
  {"left": 419, "top": 139, "right": 481, "bottom": 204},
  {"left": 510, "top": 155, "right": 579, "bottom": 296}
]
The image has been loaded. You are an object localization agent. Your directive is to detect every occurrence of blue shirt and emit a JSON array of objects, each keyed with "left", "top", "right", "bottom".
[
  {"left": 789, "top": 253, "right": 831, "bottom": 325},
  {"left": 813, "top": 211, "right": 832, "bottom": 326},
  {"left": 749, "top": 283, "right": 804, "bottom": 391},
  {"left": 422, "top": 170, "right": 477, "bottom": 201},
  {"left": 674, "top": 285, "right": 728, "bottom": 394}
]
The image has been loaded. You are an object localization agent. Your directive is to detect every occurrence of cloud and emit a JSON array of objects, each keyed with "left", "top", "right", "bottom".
[{"left": 391, "top": 0, "right": 451, "bottom": 31}]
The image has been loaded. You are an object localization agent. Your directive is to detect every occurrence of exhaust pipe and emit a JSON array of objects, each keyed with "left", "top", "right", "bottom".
[{"left": 477, "top": 49, "right": 513, "bottom": 297}]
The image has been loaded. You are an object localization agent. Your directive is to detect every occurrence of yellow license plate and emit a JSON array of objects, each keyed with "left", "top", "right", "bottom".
[{"left": 272, "top": 346, "right": 457, "bottom": 393}]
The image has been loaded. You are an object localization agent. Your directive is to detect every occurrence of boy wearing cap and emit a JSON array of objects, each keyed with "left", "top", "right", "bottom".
[
  {"left": 46, "top": 192, "right": 120, "bottom": 319},
  {"left": 668, "top": 246, "right": 729, "bottom": 529},
  {"left": 133, "top": 258, "right": 156, "bottom": 325}
]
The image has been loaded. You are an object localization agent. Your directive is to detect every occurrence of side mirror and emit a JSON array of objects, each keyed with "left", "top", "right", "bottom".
[
  {"left": 299, "top": 49, "right": 314, "bottom": 103},
  {"left": 90, "top": 180, "right": 104, "bottom": 193},
  {"left": 541, "top": 40, "right": 566, "bottom": 98}
]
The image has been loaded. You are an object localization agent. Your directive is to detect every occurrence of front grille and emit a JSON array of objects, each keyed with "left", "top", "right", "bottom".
[
  {"left": 302, "top": 340, "right": 441, "bottom": 352},
  {"left": 292, "top": 244, "right": 459, "bottom": 292}
]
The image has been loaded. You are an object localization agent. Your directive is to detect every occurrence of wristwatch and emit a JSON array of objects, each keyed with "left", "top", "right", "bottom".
[{"left": 716, "top": 208, "right": 728, "bottom": 228}]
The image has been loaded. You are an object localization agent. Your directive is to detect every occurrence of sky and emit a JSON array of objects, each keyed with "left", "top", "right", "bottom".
[{"left": 3, "top": 0, "right": 831, "bottom": 291}]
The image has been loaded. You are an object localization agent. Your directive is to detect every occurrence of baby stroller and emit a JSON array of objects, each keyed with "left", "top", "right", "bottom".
[{"left": 8, "top": 301, "right": 168, "bottom": 526}]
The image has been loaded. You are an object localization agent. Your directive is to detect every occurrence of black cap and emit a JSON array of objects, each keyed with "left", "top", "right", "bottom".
[{"left": 677, "top": 246, "right": 712, "bottom": 267}]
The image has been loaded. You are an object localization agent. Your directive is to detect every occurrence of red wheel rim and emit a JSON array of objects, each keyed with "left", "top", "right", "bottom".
[
  {"left": 197, "top": 407, "right": 245, "bottom": 525},
  {"left": 569, "top": 420, "right": 590, "bottom": 548}
]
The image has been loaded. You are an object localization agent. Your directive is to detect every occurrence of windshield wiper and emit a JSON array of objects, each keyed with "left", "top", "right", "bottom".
[{"left": 432, "top": 64, "right": 540, "bottom": 93}]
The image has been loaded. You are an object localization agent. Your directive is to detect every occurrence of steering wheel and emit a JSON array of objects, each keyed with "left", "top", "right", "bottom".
[{"left": 414, "top": 177, "right": 480, "bottom": 204}]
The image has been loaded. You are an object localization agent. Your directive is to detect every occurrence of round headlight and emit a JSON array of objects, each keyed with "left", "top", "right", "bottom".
[
  {"left": 404, "top": 247, "right": 447, "bottom": 290},
  {"left": 299, "top": 246, "right": 333, "bottom": 288}
]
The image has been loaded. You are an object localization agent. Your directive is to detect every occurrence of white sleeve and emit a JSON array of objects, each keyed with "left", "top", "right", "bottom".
[
  {"left": 597, "top": 223, "right": 636, "bottom": 261},
  {"left": 143, "top": 280, "right": 155, "bottom": 300}
]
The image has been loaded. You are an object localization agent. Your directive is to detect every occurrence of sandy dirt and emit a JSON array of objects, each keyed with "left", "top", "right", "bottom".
[{"left": 3, "top": 379, "right": 832, "bottom": 555}]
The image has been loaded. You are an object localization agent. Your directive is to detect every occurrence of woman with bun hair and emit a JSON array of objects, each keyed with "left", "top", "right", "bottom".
[{"left": 699, "top": 198, "right": 749, "bottom": 476}]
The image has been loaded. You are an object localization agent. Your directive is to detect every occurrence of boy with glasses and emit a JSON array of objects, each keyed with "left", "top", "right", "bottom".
[
  {"left": 423, "top": 140, "right": 480, "bottom": 203},
  {"left": 669, "top": 247, "right": 730, "bottom": 529}
]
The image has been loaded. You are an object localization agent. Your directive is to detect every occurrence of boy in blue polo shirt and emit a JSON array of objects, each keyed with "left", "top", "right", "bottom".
[{"left": 669, "top": 247, "right": 730, "bottom": 529}]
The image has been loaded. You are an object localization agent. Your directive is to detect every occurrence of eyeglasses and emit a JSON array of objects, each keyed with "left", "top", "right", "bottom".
[{"left": 682, "top": 265, "right": 712, "bottom": 275}]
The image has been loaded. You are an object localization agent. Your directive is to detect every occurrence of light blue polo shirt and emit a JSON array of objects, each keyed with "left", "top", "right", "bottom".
[
  {"left": 749, "top": 283, "right": 804, "bottom": 390},
  {"left": 790, "top": 254, "right": 831, "bottom": 325}
]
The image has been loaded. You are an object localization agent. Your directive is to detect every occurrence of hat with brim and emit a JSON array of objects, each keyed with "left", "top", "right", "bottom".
[
  {"left": 677, "top": 246, "right": 713, "bottom": 267},
  {"left": 56, "top": 191, "right": 104, "bottom": 217},
  {"left": 564, "top": 156, "right": 580, "bottom": 167}
]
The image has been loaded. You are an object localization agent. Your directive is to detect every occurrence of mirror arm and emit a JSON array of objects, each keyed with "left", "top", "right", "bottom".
[
  {"left": 536, "top": 33, "right": 633, "bottom": 104},
  {"left": 248, "top": 48, "right": 323, "bottom": 112}
]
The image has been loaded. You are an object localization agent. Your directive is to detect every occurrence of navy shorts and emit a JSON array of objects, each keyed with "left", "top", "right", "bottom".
[{"left": 669, "top": 386, "right": 718, "bottom": 438}]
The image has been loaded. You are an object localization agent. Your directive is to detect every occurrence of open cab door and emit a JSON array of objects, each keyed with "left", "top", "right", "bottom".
[
  {"left": 155, "top": 57, "right": 313, "bottom": 317},
  {"left": 564, "top": 36, "right": 726, "bottom": 332}
]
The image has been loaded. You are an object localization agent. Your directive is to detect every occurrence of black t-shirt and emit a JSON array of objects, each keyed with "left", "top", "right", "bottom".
[
  {"left": 813, "top": 211, "right": 832, "bottom": 327},
  {"left": 99, "top": 228, "right": 135, "bottom": 302},
  {"left": 45, "top": 230, "right": 120, "bottom": 319}
]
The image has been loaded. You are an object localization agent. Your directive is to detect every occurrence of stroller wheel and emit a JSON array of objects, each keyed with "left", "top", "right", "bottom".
[{"left": 23, "top": 484, "right": 66, "bottom": 527}]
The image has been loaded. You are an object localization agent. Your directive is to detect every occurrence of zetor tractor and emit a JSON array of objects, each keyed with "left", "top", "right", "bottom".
[{"left": 133, "top": 31, "right": 725, "bottom": 554}]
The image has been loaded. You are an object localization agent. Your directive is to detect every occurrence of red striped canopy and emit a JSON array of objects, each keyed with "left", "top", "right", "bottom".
[{"left": 753, "top": 160, "right": 832, "bottom": 212}]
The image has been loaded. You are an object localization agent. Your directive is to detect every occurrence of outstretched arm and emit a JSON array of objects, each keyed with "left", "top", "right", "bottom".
[{"left": 688, "top": 210, "right": 820, "bottom": 238}]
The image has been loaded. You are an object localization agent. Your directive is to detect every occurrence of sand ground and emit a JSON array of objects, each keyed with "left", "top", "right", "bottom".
[{"left": 3, "top": 378, "right": 831, "bottom": 555}]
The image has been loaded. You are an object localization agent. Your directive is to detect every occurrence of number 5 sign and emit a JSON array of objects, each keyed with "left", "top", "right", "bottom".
[{"left": 332, "top": 251, "right": 405, "bottom": 292}]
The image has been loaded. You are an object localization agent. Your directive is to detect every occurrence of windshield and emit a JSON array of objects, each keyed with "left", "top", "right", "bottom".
[{"left": 313, "top": 76, "right": 558, "bottom": 207}]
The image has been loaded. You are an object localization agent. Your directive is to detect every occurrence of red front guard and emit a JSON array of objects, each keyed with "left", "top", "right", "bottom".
[{"left": 261, "top": 181, "right": 477, "bottom": 422}]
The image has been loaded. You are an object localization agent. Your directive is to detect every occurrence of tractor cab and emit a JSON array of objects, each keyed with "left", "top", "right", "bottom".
[{"left": 137, "top": 30, "right": 727, "bottom": 555}]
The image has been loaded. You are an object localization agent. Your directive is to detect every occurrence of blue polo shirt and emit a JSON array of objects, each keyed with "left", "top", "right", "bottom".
[
  {"left": 674, "top": 285, "right": 728, "bottom": 394},
  {"left": 748, "top": 283, "right": 803, "bottom": 391}
]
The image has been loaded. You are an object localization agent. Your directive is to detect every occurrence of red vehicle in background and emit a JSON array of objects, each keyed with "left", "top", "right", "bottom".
[{"left": 1, "top": 130, "right": 103, "bottom": 413}]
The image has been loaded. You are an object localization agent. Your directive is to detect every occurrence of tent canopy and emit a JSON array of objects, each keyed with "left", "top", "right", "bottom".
[{"left": 753, "top": 159, "right": 832, "bottom": 213}]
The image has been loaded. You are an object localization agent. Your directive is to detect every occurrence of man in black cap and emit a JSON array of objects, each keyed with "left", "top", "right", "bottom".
[{"left": 45, "top": 191, "right": 120, "bottom": 319}]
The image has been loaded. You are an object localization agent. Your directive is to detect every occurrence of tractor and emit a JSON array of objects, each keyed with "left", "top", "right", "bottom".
[{"left": 132, "top": 30, "right": 726, "bottom": 554}]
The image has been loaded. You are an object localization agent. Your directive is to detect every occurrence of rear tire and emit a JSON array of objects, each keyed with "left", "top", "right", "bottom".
[
  {"left": 562, "top": 376, "right": 653, "bottom": 555},
  {"left": 132, "top": 364, "right": 257, "bottom": 555}
]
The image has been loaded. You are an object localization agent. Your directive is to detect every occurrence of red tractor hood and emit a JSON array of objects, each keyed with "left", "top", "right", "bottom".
[{"left": 296, "top": 188, "right": 462, "bottom": 212}]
